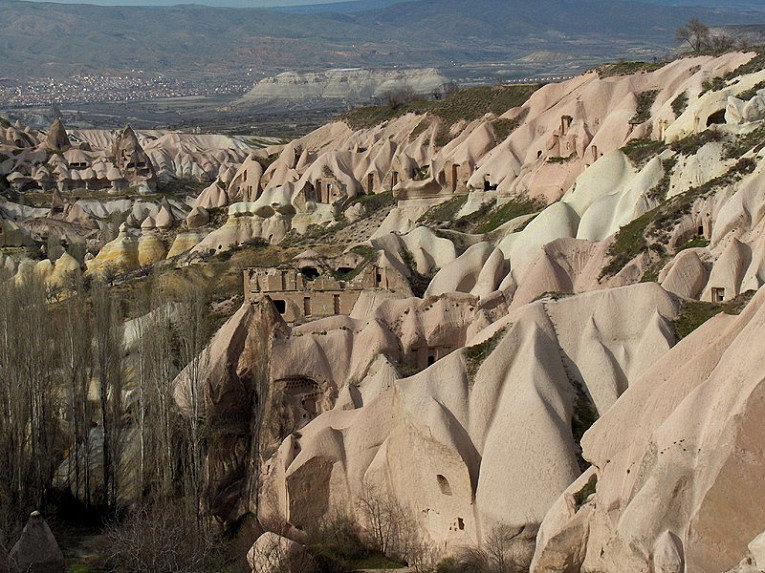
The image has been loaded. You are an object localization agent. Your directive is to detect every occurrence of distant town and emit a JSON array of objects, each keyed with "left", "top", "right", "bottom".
[{"left": 0, "top": 74, "right": 252, "bottom": 107}]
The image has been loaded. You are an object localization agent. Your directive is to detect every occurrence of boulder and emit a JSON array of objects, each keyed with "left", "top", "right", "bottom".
[
  {"left": 247, "top": 532, "right": 315, "bottom": 573},
  {"left": 10, "top": 512, "right": 64, "bottom": 573}
]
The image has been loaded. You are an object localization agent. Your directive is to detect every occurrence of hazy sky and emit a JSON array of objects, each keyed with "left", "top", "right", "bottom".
[{"left": 16, "top": 0, "right": 354, "bottom": 5}]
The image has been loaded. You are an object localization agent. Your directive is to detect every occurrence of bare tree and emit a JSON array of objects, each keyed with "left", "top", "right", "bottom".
[
  {"left": 175, "top": 284, "right": 211, "bottom": 524},
  {"left": 676, "top": 18, "right": 710, "bottom": 53},
  {"left": 91, "top": 278, "right": 124, "bottom": 509}
]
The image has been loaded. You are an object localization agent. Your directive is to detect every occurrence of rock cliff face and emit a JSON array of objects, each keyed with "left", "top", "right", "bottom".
[
  {"left": 8, "top": 47, "right": 765, "bottom": 572},
  {"left": 158, "top": 49, "right": 765, "bottom": 571},
  {"left": 235, "top": 68, "right": 450, "bottom": 110},
  {"left": 532, "top": 287, "right": 765, "bottom": 572}
]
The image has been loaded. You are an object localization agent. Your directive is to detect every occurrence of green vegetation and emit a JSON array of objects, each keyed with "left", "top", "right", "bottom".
[
  {"left": 155, "top": 178, "right": 208, "bottom": 196},
  {"left": 603, "top": 158, "right": 757, "bottom": 278},
  {"left": 596, "top": 60, "right": 665, "bottom": 78},
  {"left": 736, "top": 80, "right": 765, "bottom": 102},
  {"left": 465, "top": 328, "right": 505, "bottom": 382},
  {"left": 343, "top": 84, "right": 541, "bottom": 131},
  {"left": 631, "top": 89, "right": 660, "bottom": 125},
  {"left": 352, "top": 190, "right": 395, "bottom": 212},
  {"left": 573, "top": 473, "right": 598, "bottom": 510},
  {"left": 673, "top": 291, "right": 754, "bottom": 339},
  {"left": 669, "top": 129, "right": 721, "bottom": 156},
  {"left": 722, "top": 125, "right": 765, "bottom": 159},
  {"left": 399, "top": 246, "right": 436, "bottom": 298},
  {"left": 646, "top": 157, "right": 678, "bottom": 202},
  {"left": 640, "top": 257, "right": 669, "bottom": 283},
  {"left": 621, "top": 138, "right": 668, "bottom": 168},
  {"left": 600, "top": 208, "right": 657, "bottom": 278},
  {"left": 700, "top": 75, "right": 726, "bottom": 96},
  {"left": 547, "top": 155, "right": 574, "bottom": 164},
  {"left": 472, "top": 197, "right": 543, "bottom": 234},
  {"left": 421, "top": 195, "right": 469, "bottom": 226},
  {"left": 491, "top": 109, "right": 529, "bottom": 141},
  {"left": 421, "top": 195, "right": 543, "bottom": 235},
  {"left": 671, "top": 91, "right": 689, "bottom": 118},
  {"left": 677, "top": 236, "right": 710, "bottom": 251}
]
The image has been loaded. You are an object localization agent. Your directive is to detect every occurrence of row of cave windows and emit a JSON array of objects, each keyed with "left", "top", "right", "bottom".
[{"left": 271, "top": 295, "right": 342, "bottom": 316}]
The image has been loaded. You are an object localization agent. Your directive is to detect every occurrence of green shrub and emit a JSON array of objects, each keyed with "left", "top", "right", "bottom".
[
  {"left": 735, "top": 80, "right": 765, "bottom": 102},
  {"left": 671, "top": 91, "right": 689, "bottom": 118},
  {"left": 465, "top": 328, "right": 505, "bottom": 382},
  {"left": 621, "top": 138, "right": 668, "bottom": 168},
  {"left": 596, "top": 61, "right": 665, "bottom": 78},
  {"left": 472, "top": 197, "right": 543, "bottom": 234},
  {"left": 631, "top": 89, "right": 660, "bottom": 124}
]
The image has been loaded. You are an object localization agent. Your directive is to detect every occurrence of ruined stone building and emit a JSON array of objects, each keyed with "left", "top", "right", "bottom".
[{"left": 244, "top": 251, "right": 395, "bottom": 324}]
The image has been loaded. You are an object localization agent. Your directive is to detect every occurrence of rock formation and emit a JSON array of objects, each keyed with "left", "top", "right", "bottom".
[
  {"left": 9, "top": 511, "right": 65, "bottom": 573},
  {"left": 111, "top": 125, "right": 157, "bottom": 189}
]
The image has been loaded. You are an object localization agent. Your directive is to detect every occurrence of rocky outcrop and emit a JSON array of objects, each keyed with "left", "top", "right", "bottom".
[
  {"left": 531, "top": 287, "right": 765, "bottom": 572},
  {"left": 9, "top": 512, "right": 64, "bottom": 573},
  {"left": 111, "top": 125, "right": 157, "bottom": 189},
  {"left": 44, "top": 118, "right": 71, "bottom": 152},
  {"left": 184, "top": 283, "right": 676, "bottom": 563},
  {"left": 247, "top": 532, "right": 315, "bottom": 573},
  {"left": 236, "top": 68, "right": 449, "bottom": 110},
  {"left": 173, "top": 300, "right": 288, "bottom": 526}
]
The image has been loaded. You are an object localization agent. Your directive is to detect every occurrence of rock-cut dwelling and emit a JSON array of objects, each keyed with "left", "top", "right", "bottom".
[{"left": 244, "top": 252, "right": 396, "bottom": 324}]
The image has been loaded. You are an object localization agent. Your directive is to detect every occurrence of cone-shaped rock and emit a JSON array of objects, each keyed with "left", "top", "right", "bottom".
[
  {"left": 111, "top": 125, "right": 157, "bottom": 186},
  {"left": 45, "top": 118, "right": 71, "bottom": 152},
  {"left": 10, "top": 511, "right": 64, "bottom": 573}
]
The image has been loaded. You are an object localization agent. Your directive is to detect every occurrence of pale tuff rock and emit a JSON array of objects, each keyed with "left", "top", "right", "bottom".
[
  {"left": 248, "top": 284, "right": 676, "bottom": 560},
  {"left": 531, "top": 287, "right": 765, "bottom": 572},
  {"left": 247, "top": 532, "right": 315, "bottom": 573},
  {"left": 186, "top": 205, "right": 210, "bottom": 228},
  {"left": 111, "top": 125, "right": 157, "bottom": 188},
  {"left": 44, "top": 118, "right": 71, "bottom": 152},
  {"left": 236, "top": 67, "right": 448, "bottom": 108}
]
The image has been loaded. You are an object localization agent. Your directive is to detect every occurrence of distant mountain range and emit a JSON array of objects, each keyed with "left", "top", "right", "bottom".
[{"left": 0, "top": 0, "right": 762, "bottom": 83}]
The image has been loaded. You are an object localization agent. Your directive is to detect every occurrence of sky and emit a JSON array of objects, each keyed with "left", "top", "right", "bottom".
[{"left": 14, "top": 0, "right": 353, "bottom": 5}]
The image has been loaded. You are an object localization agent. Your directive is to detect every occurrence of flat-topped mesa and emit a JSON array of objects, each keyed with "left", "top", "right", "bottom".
[
  {"left": 244, "top": 250, "right": 407, "bottom": 324},
  {"left": 111, "top": 125, "right": 157, "bottom": 190}
]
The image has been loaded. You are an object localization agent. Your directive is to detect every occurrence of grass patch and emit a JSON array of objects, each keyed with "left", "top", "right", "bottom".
[
  {"left": 547, "top": 155, "right": 573, "bottom": 164},
  {"left": 491, "top": 109, "right": 529, "bottom": 141},
  {"left": 343, "top": 84, "right": 541, "bottom": 130},
  {"left": 640, "top": 257, "right": 669, "bottom": 283},
  {"left": 604, "top": 158, "right": 757, "bottom": 278},
  {"left": 621, "top": 138, "right": 668, "bottom": 168},
  {"left": 600, "top": 208, "right": 656, "bottom": 278},
  {"left": 736, "top": 80, "right": 765, "bottom": 102},
  {"left": 671, "top": 91, "right": 689, "bottom": 118},
  {"left": 677, "top": 236, "right": 710, "bottom": 251},
  {"left": 631, "top": 89, "right": 660, "bottom": 125},
  {"left": 670, "top": 129, "right": 722, "bottom": 156},
  {"left": 472, "top": 197, "right": 544, "bottom": 234},
  {"left": 646, "top": 157, "right": 678, "bottom": 202},
  {"left": 700, "top": 75, "right": 726, "bottom": 96},
  {"left": 596, "top": 61, "right": 665, "bottom": 78},
  {"left": 573, "top": 473, "right": 598, "bottom": 510},
  {"left": 465, "top": 327, "right": 505, "bottom": 382},
  {"left": 722, "top": 125, "right": 765, "bottom": 159},
  {"left": 409, "top": 117, "right": 431, "bottom": 139},
  {"left": 399, "top": 246, "right": 436, "bottom": 297},
  {"left": 351, "top": 190, "right": 395, "bottom": 213},
  {"left": 155, "top": 178, "right": 208, "bottom": 196},
  {"left": 421, "top": 195, "right": 469, "bottom": 226}
]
